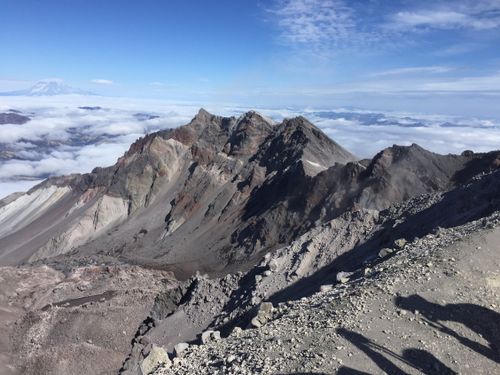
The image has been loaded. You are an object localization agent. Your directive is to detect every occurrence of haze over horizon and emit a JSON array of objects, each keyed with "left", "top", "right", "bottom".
[{"left": 1, "top": 0, "right": 500, "bottom": 117}]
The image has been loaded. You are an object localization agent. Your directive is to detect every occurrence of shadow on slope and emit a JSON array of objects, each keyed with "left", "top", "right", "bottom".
[
  {"left": 395, "top": 295, "right": 500, "bottom": 364},
  {"left": 266, "top": 170, "right": 500, "bottom": 307},
  {"left": 336, "top": 328, "right": 457, "bottom": 375}
]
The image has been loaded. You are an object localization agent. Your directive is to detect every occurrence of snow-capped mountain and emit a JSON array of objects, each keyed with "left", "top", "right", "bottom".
[{"left": 0, "top": 79, "right": 93, "bottom": 96}]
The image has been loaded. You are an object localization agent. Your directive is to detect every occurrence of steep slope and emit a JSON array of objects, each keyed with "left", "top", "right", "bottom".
[
  {"left": 0, "top": 110, "right": 498, "bottom": 279},
  {"left": 0, "top": 110, "right": 354, "bottom": 271},
  {"left": 117, "top": 169, "right": 500, "bottom": 374},
  {"left": 156, "top": 210, "right": 500, "bottom": 374}
]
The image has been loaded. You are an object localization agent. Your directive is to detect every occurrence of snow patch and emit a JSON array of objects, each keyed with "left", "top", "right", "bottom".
[{"left": 305, "top": 160, "right": 324, "bottom": 168}]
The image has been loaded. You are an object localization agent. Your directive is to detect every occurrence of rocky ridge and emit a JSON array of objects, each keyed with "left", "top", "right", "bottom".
[{"left": 1, "top": 110, "right": 498, "bottom": 275}]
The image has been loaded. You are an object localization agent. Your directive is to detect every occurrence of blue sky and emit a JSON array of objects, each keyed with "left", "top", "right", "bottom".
[{"left": 1, "top": 0, "right": 500, "bottom": 116}]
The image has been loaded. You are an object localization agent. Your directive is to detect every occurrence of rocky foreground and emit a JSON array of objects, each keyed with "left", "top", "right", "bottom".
[{"left": 154, "top": 213, "right": 500, "bottom": 374}]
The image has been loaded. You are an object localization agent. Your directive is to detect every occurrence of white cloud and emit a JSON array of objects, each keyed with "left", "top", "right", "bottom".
[
  {"left": 270, "top": 0, "right": 358, "bottom": 52},
  {"left": 91, "top": 79, "right": 114, "bottom": 85},
  {"left": 392, "top": 1, "right": 500, "bottom": 30},
  {"left": 149, "top": 82, "right": 164, "bottom": 87},
  {"left": 269, "top": 0, "right": 500, "bottom": 59},
  {"left": 372, "top": 66, "right": 454, "bottom": 77},
  {"left": 308, "top": 113, "right": 500, "bottom": 158},
  {"left": 245, "top": 71, "right": 500, "bottom": 95},
  {"left": 417, "top": 72, "right": 500, "bottom": 92}
]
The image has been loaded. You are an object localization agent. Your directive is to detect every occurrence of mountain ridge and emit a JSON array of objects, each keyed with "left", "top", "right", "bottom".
[{"left": 0, "top": 109, "right": 498, "bottom": 275}]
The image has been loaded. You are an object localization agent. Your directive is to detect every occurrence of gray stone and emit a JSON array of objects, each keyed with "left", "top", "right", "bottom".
[
  {"left": 378, "top": 248, "right": 393, "bottom": 258},
  {"left": 140, "top": 345, "right": 170, "bottom": 374},
  {"left": 211, "top": 330, "right": 221, "bottom": 341},
  {"left": 201, "top": 330, "right": 214, "bottom": 344},
  {"left": 394, "top": 238, "right": 407, "bottom": 249},
  {"left": 231, "top": 327, "right": 243, "bottom": 336},
  {"left": 174, "top": 342, "right": 189, "bottom": 358},
  {"left": 320, "top": 284, "right": 333, "bottom": 292},
  {"left": 200, "top": 330, "right": 221, "bottom": 344},
  {"left": 336, "top": 271, "right": 352, "bottom": 284},
  {"left": 250, "top": 302, "right": 274, "bottom": 328},
  {"left": 268, "top": 259, "right": 279, "bottom": 272}
]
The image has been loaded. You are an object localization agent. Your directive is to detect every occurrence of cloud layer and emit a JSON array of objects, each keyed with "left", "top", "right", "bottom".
[{"left": 0, "top": 95, "right": 499, "bottom": 198}]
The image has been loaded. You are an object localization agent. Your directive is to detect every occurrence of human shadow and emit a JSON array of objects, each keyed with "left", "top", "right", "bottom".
[
  {"left": 395, "top": 294, "right": 500, "bottom": 363},
  {"left": 337, "top": 328, "right": 457, "bottom": 375}
]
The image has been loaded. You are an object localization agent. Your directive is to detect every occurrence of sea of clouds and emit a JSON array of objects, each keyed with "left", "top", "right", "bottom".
[{"left": 1, "top": 95, "right": 499, "bottom": 198}]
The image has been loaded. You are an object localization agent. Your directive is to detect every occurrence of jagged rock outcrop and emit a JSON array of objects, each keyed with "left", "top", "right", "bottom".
[{"left": 0, "top": 110, "right": 499, "bottom": 277}]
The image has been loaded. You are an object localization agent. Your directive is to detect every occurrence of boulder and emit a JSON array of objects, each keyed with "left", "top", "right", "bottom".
[
  {"left": 320, "top": 284, "right": 333, "bottom": 292},
  {"left": 231, "top": 326, "right": 243, "bottom": 336},
  {"left": 378, "top": 248, "right": 393, "bottom": 258},
  {"left": 200, "top": 330, "right": 221, "bottom": 344},
  {"left": 249, "top": 302, "right": 274, "bottom": 328},
  {"left": 174, "top": 342, "right": 189, "bottom": 358},
  {"left": 336, "top": 271, "right": 352, "bottom": 284},
  {"left": 394, "top": 238, "right": 407, "bottom": 250},
  {"left": 140, "top": 345, "right": 170, "bottom": 375},
  {"left": 268, "top": 259, "right": 279, "bottom": 272}
]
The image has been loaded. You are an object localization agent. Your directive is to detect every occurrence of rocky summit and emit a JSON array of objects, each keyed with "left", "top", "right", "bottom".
[{"left": 0, "top": 110, "right": 499, "bottom": 374}]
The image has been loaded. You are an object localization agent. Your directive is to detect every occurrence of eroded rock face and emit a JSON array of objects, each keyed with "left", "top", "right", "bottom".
[
  {"left": 154, "top": 211, "right": 500, "bottom": 375},
  {"left": 0, "top": 109, "right": 498, "bottom": 278}
]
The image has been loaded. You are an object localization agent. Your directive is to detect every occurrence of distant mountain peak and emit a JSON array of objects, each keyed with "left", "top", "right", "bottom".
[
  {"left": 27, "top": 79, "right": 92, "bottom": 96},
  {"left": 0, "top": 79, "right": 93, "bottom": 96}
]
